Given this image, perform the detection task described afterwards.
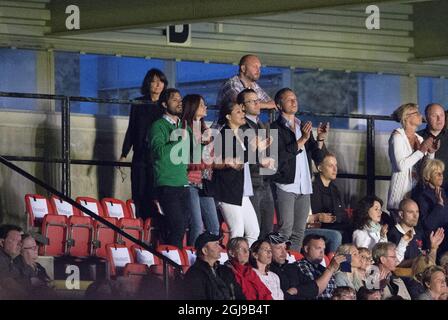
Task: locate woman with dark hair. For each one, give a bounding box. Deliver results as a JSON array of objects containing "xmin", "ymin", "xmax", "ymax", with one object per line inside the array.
[
  {"xmin": 352, "ymin": 195, "xmax": 388, "ymax": 250},
  {"xmin": 181, "ymin": 94, "xmax": 220, "ymax": 245},
  {"xmin": 119, "ymin": 68, "xmax": 168, "ymax": 220},
  {"xmin": 250, "ymin": 240, "xmax": 283, "ymax": 300},
  {"xmin": 212, "ymin": 101, "xmax": 260, "ymax": 246}
]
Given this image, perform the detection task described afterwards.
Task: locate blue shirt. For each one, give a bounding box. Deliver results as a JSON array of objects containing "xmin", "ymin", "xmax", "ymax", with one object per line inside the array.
[{"xmin": 276, "ymin": 117, "xmax": 312, "ymax": 195}]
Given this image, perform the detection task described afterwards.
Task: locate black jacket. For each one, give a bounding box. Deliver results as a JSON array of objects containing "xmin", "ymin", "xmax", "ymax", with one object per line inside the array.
[
  {"xmin": 121, "ymin": 96, "xmax": 164, "ymax": 162},
  {"xmin": 311, "ymin": 176, "xmax": 349, "ymax": 230},
  {"xmin": 412, "ymin": 183, "xmax": 448, "ymax": 252},
  {"xmin": 418, "ymin": 127, "xmax": 448, "ymax": 189},
  {"xmin": 388, "ymin": 225, "xmax": 424, "ymax": 261},
  {"xmin": 183, "ymin": 259, "xmax": 231, "ymax": 300},
  {"xmin": 270, "ymin": 116, "xmax": 326, "ymax": 184},
  {"xmin": 216, "ymin": 263, "xmax": 247, "ymax": 300},
  {"xmin": 212, "ymin": 125, "xmax": 248, "ymax": 206},
  {"xmin": 269, "ymin": 260, "xmax": 318, "ymax": 300},
  {"xmin": 241, "ymin": 117, "xmax": 270, "ymax": 188}
]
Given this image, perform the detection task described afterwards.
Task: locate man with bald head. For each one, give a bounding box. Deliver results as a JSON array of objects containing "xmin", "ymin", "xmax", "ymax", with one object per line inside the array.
[
  {"xmin": 418, "ymin": 103, "xmax": 448, "ymax": 186},
  {"xmin": 216, "ymin": 54, "xmax": 276, "ymax": 110}
]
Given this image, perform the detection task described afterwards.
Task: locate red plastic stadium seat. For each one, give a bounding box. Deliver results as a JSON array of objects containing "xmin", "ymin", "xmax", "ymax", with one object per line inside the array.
[
  {"xmin": 287, "ymin": 250, "xmax": 304, "ymax": 263},
  {"xmin": 40, "ymin": 215, "xmax": 68, "ymax": 256},
  {"xmin": 101, "ymin": 198, "xmax": 131, "ymax": 219},
  {"xmin": 24, "ymin": 194, "xmax": 54, "ymax": 227},
  {"xmin": 93, "ymin": 217, "xmax": 118, "ymax": 258},
  {"xmin": 183, "ymin": 247, "xmax": 197, "ymax": 266},
  {"xmin": 76, "ymin": 196, "xmax": 105, "ymax": 217},
  {"xmin": 123, "ymin": 263, "xmax": 150, "ymax": 277},
  {"xmin": 106, "ymin": 244, "xmax": 133, "ymax": 277},
  {"xmin": 126, "ymin": 199, "xmax": 137, "ymax": 219},
  {"xmin": 50, "ymin": 195, "xmax": 81, "ymax": 217},
  {"xmin": 143, "ymin": 218, "xmax": 153, "ymax": 243},
  {"xmin": 117, "ymin": 218, "xmax": 143, "ymax": 248},
  {"xmin": 67, "ymin": 216, "xmax": 93, "ymax": 257},
  {"xmin": 131, "ymin": 245, "xmax": 160, "ymax": 267},
  {"xmin": 156, "ymin": 245, "xmax": 189, "ymax": 266}
]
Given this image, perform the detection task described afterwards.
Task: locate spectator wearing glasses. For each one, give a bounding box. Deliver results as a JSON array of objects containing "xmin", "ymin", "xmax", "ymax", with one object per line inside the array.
[
  {"xmin": 371, "ymin": 242, "xmax": 411, "ymax": 300},
  {"xmin": 387, "ymin": 103, "xmax": 437, "ymax": 224},
  {"xmin": 265, "ymin": 232, "xmax": 318, "ymax": 300},
  {"xmin": 417, "ymin": 103, "xmax": 448, "ymax": 190},
  {"xmin": 412, "ymin": 159, "xmax": 448, "ymax": 256},
  {"xmin": 417, "ymin": 266, "xmax": 447, "ymax": 300},
  {"xmin": 14, "ymin": 234, "xmax": 55, "ymax": 299},
  {"xmin": 296, "ymin": 234, "xmax": 346, "ymax": 300},
  {"xmin": 216, "ymin": 54, "xmax": 276, "ymax": 110},
  {"xmin": 249, "ymin": 239, "xmax": 284, "ymax": 300},
  {"xmin": 352, "ymin": 195, "xmax": 388, "ymax": 250},
  {"xmin": 238, "ymin": 89, "xmax": 276, "ymax": 239},
  {"xmin": 333, "ymin": 244, "xmax": 364, "ymax": 291},
  {"xmin": 218, "ymin": 237, "xmax": 272, "ymax": 300},
  {"xmin": 358, "ymin": 247, "xmax": 373, "ymax": 283},
  {"xmin": 331, "ymin": 286, "xmax": 356, "ymax": 300}
]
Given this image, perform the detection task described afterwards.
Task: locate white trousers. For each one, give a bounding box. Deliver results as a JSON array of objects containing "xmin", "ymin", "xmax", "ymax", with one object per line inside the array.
[{"xmin": 219, "ymin": 196, "xmax": 260, "ymax": 246}]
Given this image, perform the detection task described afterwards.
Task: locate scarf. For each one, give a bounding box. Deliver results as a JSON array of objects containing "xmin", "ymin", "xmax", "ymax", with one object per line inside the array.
[
  {"xmin": 228, "ymin": 260, "xmax": 272, "ymax": 300},
  {"xmin": 366, "ymin": 221, "xmax": 381, "ymax": 234}
]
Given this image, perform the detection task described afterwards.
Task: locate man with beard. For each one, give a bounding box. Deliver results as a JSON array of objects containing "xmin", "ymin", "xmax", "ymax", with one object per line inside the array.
[
  {"xmin": 388, "ymin": 198, "xmax": 445, "ymax": 266},
  {"xmin": 216, "ymin": 54, "xmax": 276, "ymax": 110},
  {"xmin": 149, "ymin": 88, "xmax": 191, "ymax": 248}
]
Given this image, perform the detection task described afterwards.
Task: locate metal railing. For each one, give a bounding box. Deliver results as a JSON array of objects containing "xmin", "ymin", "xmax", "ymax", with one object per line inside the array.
[{"xmin": 1, "ymin": 91, "xmax": 394, "ymax": 196}]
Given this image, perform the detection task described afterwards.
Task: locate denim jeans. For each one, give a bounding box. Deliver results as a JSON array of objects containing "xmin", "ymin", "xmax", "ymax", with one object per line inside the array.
[
  {"xmin": 249, "ymin": 183, "xmax": 275, "ymax": 240},
  {"xmin": 304, "ymin": 228, "xmax": 342, "ymax": 253},
  {"xmin": 186, "ymin": 186, "xmax": 220, "ymax": 246}
]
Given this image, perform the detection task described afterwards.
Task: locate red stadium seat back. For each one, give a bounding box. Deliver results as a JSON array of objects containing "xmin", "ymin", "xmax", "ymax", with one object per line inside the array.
[
  {"xmin": 117, "ymin": 218, "xmax": 143, "ymax": 248},
  {"xmin": 143, "ymin": 218, "xmax": 153, "ymax": 243},
  {"xmin": 220, "ymin": 221, "xmax": 230, "ymax": 248},
  {"xmin": 106, "ymin": 244, "xmax": 133, "ymax": 277},
  {"xmin": 24, "ymin": 194, "xmax": 54, "ymax": 227},
  {"xmin": 126, "ymin": 199, "xmax": 137, "ymax": 219},
  {"xmin": 273, "ymin": 208, "xmax": 278, "ymax": 226},
  {"xmin": 50, "ymin": 195, "xmax": 81, "ymax": 217},
  {"xmin": 123, "ymin": 263, "xmax": 150, "ymax": 277},
  {"xmin": 39, "ymin": 215, "xmax": 68, "ymax": 256},
  {"xmin": 67, "ymin": 216, "xmax": 93, "ymax": 257},
  {"xmin": 101, "ymin": 198, "xmax": 130, "ymax": 219},
  {"xmin": 323, "ymin": 255, "xmax": 331, "ymax": 268},
  {"xmin": 156, "ymin": 245, "xmax": 189, "ymax": 266},
  {"xmin": 131, "ymin": 245, "xmax": 160, "ymax": 267},
  {"xmin": 93, "ymin": 217, "xmax": 118, "ymax": 258},
  {"xmin": 183, "ymin": 247, "xmax": 197, "ymax": 266},
  {"xmin": 76, "ymin": 196, "xmax": 105, "ymax": 218},
  {"xmin": 327, "ymin": 252, "xmax": 336, "ymax": 261},
  {"xmin": 287, "ymin": 250, "xmax": 304, "ymax": 263},
  {"xmin": 218, "ymin": 248, "xmax": 229, "ymax": 265},
  {"xmin": 148, "ymin": 264, "xmax": 188, "ymax": 280}
]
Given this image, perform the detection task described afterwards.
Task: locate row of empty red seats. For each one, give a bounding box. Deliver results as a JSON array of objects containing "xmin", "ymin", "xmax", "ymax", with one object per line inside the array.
[{"xmin": 24, "ymin": 194, "xmax": 154, "ymax": 258}]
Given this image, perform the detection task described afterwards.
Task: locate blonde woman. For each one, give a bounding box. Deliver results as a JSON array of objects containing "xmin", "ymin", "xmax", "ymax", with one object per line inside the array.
[
  {"xmin": 412, "ymin": 159, "xmax": 448, "ymax": 255},
  {"xmin": 333, "ymin": 244, "xmax": 364, "ymax": 291},
  {"xmin": 387, "ymin": 103, "xmax": 437, "ymax": 221}
]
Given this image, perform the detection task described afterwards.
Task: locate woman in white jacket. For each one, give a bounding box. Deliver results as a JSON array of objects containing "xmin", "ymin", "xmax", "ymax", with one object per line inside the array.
[
  {"xmin": 387, "ymin": 103, "xmax": 437, "ymax": 222},
  {"xmin": 353, "ymin": 195, "xmax": 388, "ymax": 250}
]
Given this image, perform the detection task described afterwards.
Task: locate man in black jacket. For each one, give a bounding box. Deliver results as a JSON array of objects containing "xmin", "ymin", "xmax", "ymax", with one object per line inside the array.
[
  {"xmin": 270, "ymin": 88, "xmax": 328, "ymax": 251},
  {"xmin": 417, "ymin": 103, "xmax": 448, "ymax": 190},
  {"xmin": 265, "ymin": 232, "xmax": 318, "ymax": 300},
  {"xmin": 238, "ymin": 88, "xmax": 275, "ymax": 239},
  {"xmin": 183, "ymin": 232, "xmax": 230, "ymax": 300}
]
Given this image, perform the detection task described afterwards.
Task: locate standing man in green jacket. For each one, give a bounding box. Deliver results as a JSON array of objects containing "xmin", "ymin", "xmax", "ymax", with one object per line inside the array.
[{"xmin": 149, "ymin": 88, "xmax": 191, "ymax": 248}]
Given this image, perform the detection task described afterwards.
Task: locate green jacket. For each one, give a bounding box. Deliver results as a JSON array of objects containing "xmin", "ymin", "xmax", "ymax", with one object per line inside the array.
[{"xmin": 149, "ymin": 116, "xmax": 191, "ymax": 187}]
